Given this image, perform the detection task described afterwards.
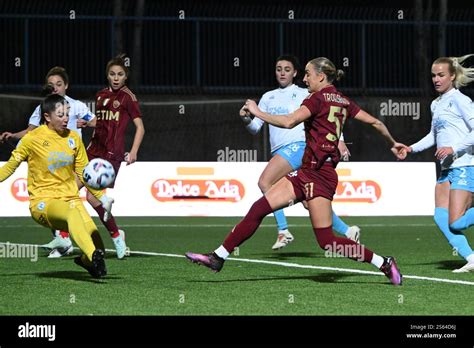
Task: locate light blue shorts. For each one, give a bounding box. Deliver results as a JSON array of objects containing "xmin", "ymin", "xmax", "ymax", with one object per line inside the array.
[
  {"xmin": 272, "ymin": 141, "xmax": 306, "ymax": 170},
  {"xmin": 437, "ymin": 167, "xmax": 474, "ymax": 192}
]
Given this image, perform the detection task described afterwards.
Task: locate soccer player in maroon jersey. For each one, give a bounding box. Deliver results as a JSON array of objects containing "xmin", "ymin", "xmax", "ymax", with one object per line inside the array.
[
  {"xmin": 85, "ymin": 54, "xmax": 145, "ymax": 259},
  {"xmin": 186, "ymin": 57, "xmax": 405, "ymax": 285},
  {"xmin": 52, "ymin": 55, "xmax": 145, "ymax": 259}
]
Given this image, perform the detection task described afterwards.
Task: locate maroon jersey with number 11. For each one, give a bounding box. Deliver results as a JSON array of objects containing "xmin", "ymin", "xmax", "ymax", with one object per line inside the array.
[
  {"xmin": 301, "ymin": 85, "xmax": 360, "ymax": 169},
  {"xmin": 87, "ymin": 86, "xmax": 142, "ymax": 163}
]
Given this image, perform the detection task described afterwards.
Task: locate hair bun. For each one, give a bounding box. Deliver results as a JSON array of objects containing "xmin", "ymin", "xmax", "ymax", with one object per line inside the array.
[{"xmin": 41, "ymin": 84, "xmax": 54, "ymax": 96}]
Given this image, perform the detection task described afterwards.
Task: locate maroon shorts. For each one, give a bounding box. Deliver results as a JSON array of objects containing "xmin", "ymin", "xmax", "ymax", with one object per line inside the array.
[
  {"xmin": 286, "ymin": 162, "xmax": 338, "ymax": 201},
  {"xmin": 87, "ymin": 152, "xmax": 122, "ymax": 188}
]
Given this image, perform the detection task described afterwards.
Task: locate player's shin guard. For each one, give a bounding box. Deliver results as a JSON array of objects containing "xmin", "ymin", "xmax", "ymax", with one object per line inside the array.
[
  {"xmin": 222, "ymin": 196, "xmax": 273, "ymax": 253},
  {"xmin": 93, "ymin": 205, "xmax": 119, "ymax": 236},
  {"xmin": 313, "ymin": 226, "xmax": 373, "ymax": 262},
  {"xmin": 332, "ymin": 211, "xmax": 349, "ymax": 236},
  {"xmin": 449, "ymin": 207, "xmax": 474, "ymax": 232},
  {"xmin": 434, "ymin": 207, "xmax": 473, "ymax": 259}
]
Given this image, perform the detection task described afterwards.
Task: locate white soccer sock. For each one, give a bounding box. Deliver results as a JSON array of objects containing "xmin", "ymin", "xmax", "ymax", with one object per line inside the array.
[
  {"xmin": 214, "ymin": 245, "xmax": 230, "ymax": 260},
  {"xmin": 466, "ymin": 254, "xmax": 474, "ymax": 263},
  {"xmin": 370, "ymin": 253, "xmax": 385, "ymax": 269}
]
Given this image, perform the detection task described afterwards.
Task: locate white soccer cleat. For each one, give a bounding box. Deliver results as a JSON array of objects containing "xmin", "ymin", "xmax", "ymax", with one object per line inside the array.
[
  {"xmin": 452, "ymin": 261, "xmax": 474, "ymax": 273},
  {"xmin": 272, "ymin": 230, "xmax": 294, "ymax": 250},
  {"xmin": 41, "ymin": 236, "xmax": 72, "ymax": 251},
  {"xmin": 48, "ymin": 244, "xmax": 74, "ymax": 258},
  {"xmin": 112, "ymin": 229, "xmax": 129, "ymax": 259},
  {"xmin": 346, "ymin": 225, "xmax": 361, "ymax": 243},
  {"xmin": 101, "ymin": 196, "xmax": 115, "ymax": 223}
]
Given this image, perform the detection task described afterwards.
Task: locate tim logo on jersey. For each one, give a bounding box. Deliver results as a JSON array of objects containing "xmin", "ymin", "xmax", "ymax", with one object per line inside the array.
[{"xmin": 96, "ymin": 109, "xmax": 120, "ymax": 121}]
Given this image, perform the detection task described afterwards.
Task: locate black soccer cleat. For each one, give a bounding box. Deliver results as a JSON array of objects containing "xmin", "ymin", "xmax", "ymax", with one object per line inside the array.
[{"xmin": 74, "ymin": 249, "xmax": 107, "ymax": 278}]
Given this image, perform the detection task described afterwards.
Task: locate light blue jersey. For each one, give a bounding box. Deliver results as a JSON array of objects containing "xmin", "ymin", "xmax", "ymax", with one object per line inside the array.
[
  {"xmin": 28, "ymin": 95, "xmax": 95, "ymax": 138},
  {"xmin": 246, "ymin": 84, "xmax": 308, "ymax": 152},
  {"xmin": 411, "ymin": 88, "xmax": 474, "ymax": 170},
  {"xmin": 412, "ymin": 88, "xmax": 474, "ymax": 261}
]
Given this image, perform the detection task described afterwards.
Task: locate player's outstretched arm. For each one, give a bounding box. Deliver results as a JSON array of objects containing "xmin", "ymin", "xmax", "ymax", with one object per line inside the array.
[
  {"xmin": 0, "ymin": 136, "xmax": 30, "ymax": 182},
  {"xmin": 354, "ymin": 109, "xmax": 409, "ymax": 160},
  {"xmin": 245, "ymin": 99, "xmax": 311, "ymax": 129},
  {"xmin": 239, "ymin": 104, "xmax": 252, "ymax": 125},
  {"xmin": 1, "ymin": 124, "xmax": 38, "ymax": 144}
]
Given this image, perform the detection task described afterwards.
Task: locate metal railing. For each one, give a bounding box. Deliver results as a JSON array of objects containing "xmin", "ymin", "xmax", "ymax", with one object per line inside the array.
[{"xmin": 1, "ymin": 13, "xmax": 474, "ymax": 95}]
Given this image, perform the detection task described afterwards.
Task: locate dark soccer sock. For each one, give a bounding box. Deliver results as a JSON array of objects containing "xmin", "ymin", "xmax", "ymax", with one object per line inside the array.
[
  {"xmin": 222, "ymin": 196, "xmax": 273, "ymax": 253},
  {"xmin": 93, "ymin": 205, "xmax": 120, "ymax": 237},
  {"xmin": 313, "ymin": 226, "xmax": 374, "ymax": 263}
]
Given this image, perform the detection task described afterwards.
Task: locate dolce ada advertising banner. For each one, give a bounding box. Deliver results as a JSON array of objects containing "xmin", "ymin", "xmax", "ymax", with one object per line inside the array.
[{"xmin": 0, "ymin": 161, "xmax": 435, "ymax": 217}]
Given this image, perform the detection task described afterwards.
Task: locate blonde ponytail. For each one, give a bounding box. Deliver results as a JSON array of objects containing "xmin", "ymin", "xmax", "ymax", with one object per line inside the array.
[{"xmin": 434, "ymin": 54, "xmax": 474, "ymax": 89}]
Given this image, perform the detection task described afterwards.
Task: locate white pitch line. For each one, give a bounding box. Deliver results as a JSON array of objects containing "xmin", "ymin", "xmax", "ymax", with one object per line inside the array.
[
  {"xmin": 119, "ymin": 249, "xmax": 474, "ymax": 286},
  {"xmin": 1, "ymin": 242, "xmax": 470, "ymax": 286},
  {"xmin": 0, "ymin": 223, "xmax": 436, "ymax": 229}
]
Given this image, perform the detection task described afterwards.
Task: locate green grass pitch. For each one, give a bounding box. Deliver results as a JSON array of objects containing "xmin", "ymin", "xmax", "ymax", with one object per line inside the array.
[{"xmin": 1, "ymin": 216, "xmax": 473, "ymax": 316}]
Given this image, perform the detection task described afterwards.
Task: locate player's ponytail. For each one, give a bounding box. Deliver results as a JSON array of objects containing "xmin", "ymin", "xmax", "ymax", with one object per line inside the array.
[
  {"xmin": 41, "ymin": 84, "xmax": 54, "ymax": 96},
  {"xmin": 309, "ymin": 57, "xmax": 344, "ymax": 84},
  {"xmin": 106, "ymin": 53, "xmax": 130, "ymax": 77},
  {"xmin": 433, "ymin": 54, "xmax": 474, "ymax": 89}
]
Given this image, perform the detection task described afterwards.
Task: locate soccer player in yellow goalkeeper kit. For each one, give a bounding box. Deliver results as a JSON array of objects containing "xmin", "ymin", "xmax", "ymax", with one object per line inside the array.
[{"xmin": 0, "ymin": 94, "xmax": 112, "ymax": 278}]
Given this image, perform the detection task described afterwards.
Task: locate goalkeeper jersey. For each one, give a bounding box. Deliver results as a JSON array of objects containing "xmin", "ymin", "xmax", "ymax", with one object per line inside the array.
[{"xmin": 0, "ymin": 125, "xmax": 101, "ymax": 202}]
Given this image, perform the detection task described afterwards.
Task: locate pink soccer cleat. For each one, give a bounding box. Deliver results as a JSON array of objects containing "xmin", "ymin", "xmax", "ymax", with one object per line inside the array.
[
  {"xmin": 380, "ymin": 256, "xmax": 403, "ymax": 286},
  {"xmin": 185, "ymin": 252, "xmax": 224, "ymax": 272}
]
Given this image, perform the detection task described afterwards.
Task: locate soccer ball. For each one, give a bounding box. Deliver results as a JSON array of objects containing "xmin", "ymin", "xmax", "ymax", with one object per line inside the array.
[{"xmin": 83, "ymin": 158, "xmax": 116, "ymax": 189}]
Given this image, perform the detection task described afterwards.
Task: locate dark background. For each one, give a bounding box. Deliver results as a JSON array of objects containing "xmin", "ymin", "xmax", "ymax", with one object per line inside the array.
[{"xmin": 1, "ymin": 0, "xmax": 471, "ymax": 163}]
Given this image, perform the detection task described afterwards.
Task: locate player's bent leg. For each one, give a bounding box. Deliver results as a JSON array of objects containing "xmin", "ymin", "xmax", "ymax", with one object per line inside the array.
[
  {"xmin": 45, "ymin": 199, "xmax": 95, "ymax": 261},
  {"xmin": 86, "ymin": 190, "xmax": 127, "ymax": 259},
  {"xmin": 258, "ymin": 154, "xmax": 295, "ymax": 250},
  {"xmin": 308, "ymin": 197, "xmax": 402, "ymax": 285},
  {"xmin": 449, "ymin": 207, "xmax": 474, "ymax": 231},
  {"xmin": 434, "ymin": 207, "xmax": 474, "ymax": 260},
  {"xmin": 332, "ymin": 211, "xmax": 349, "ymax": 235},
  {"xmin": 186, "ymin": 176, "xmax": 298, "ymax": 272},
  {"xmin": 258, "ymin": 154, "xmax": 294, "ymax": 192},
  {"xmin": 448, "ymin": 189, "xmax": 473, "ymax": 230}
]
